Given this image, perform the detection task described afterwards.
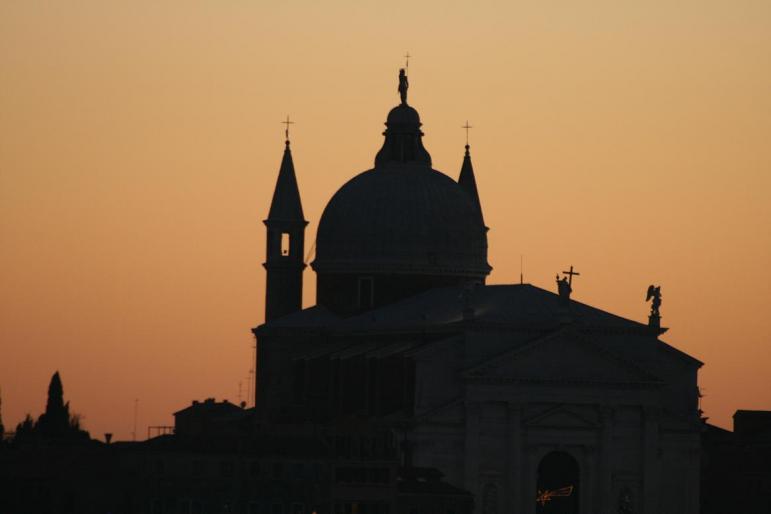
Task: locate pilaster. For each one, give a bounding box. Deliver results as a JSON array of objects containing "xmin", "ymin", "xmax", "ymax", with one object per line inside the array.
[
  {"xmin": 642, "ymin": 406, "xmax": 660, "ymax": 514},
  {"xmin": 464, "ymin": 401, "xmax": 481, "ymax": 501},
  {"xmin": 507, "ymin": 403, "xmax": 523, "ymax": 513},
  {"xmin": 599, "ymin": 406, "xmax": 614, "ymax": 514}
]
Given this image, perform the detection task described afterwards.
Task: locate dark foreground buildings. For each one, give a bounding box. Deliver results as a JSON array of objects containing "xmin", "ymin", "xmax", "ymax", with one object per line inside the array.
[{"xmin": 4, "ymin": 70, "xmax": 765, "ymax": 513}]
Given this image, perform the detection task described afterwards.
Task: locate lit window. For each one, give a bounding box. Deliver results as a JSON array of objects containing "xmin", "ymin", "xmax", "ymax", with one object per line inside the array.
[{"xmin": 281, "ymin": 233, "xmax": 290, "ymax": 256}]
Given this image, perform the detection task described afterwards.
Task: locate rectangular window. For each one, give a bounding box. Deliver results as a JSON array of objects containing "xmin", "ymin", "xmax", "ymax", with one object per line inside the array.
[
  {"xmin": 358, "ymin": 277, "xmax": 374, "ymax": 309},
  {"xmin": 281, "ymin": 233, "xmax": 290, "ymax": 256},
  {"xmin": 192, "ymin": 459, "xmax": 203, "ymax": 476},
  {"xmin": 220, "ymin": 460, "xmax": 234, "ymax": 477},
  {"xmin": 292, "ymin": 360, "xmax": 306, "ymax": 404},
  {"xmin": 272, "ymin": 461, "xmax": 284, "ymax": 479}
]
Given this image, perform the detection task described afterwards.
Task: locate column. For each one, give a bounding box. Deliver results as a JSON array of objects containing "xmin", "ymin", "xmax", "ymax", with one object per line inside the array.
[
  {"xmin": 507, "ymin": 403, "xmax": 523, "ymax": 514},
  {"xmin": 464, "ymin": 401, "xmax": 481, "ymax": 503},
  {"xmin": 642, "ymin": 406, "xmax": 659, "ymax": 514},
  {"xmin": 599, "ymin": 407, "xmax": 614, "ymax": 514}
]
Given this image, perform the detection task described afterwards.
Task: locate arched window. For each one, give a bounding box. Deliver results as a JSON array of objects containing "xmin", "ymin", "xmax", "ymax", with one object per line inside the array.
[{"xmin": 536, "ymin": 451, "xmax": 579, "ymax": 513}]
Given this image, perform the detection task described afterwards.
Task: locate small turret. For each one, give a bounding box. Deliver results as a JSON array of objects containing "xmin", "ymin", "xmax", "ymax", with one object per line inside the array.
[
  {"xmin": 263, "ymin": 135, "xmax": 307, "ymax": 322},
  {"xmin": 374, "ymin": 69, "xmax": 432, "ymax": 168},
  {"xmin": 457, "ymin": 141, "xmax": 490, "ymax": 283},
  {"xmin": 457, "ymin": 143, "xmax": 485, "ymax": 226}
]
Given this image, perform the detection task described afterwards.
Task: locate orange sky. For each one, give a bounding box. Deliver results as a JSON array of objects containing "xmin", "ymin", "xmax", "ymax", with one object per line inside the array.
[{"xmin": 1, "ymin": 1, "xmax": 769, "ymax": 441}]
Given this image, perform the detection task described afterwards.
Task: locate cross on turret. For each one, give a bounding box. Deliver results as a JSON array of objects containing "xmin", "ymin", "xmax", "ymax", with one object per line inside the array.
[
  {"xmin": 462, "ymin": 121, "xmax": 473, "ymax": 146},
  {"xmin": 281, "ymin": 115, "xmax": 294, "ymax": 142}
]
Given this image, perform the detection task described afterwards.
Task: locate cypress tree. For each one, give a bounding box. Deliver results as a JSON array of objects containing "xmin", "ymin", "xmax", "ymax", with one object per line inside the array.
[
  {"xmin": 37, "ymin": 371, "xmax": 71, "ymax": 437},
  {"xmin": 0, "ymin": 388, "xmax": 5, "ymax": 439}
]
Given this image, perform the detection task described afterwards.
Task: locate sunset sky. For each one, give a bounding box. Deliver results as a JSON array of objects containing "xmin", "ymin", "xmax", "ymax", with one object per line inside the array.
[{"xmin": 1, "ymin": 1, "xmax": 769, "ymax": 441}]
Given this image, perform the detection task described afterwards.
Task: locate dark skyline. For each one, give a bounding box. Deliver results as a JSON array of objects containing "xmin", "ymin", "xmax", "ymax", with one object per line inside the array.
[{"xmin": 1, "ymin": 1, "xmax": 770, "ymax": 443}]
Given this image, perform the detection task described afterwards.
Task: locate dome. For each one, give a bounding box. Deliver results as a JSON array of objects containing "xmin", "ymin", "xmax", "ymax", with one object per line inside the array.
[
  {"xmin": 386, "ymin": 104, "xmax": 421, "ymax": 125},
  {"xmin": 312, "ymin": 163, "xmax": 490, "ymax": 278}
]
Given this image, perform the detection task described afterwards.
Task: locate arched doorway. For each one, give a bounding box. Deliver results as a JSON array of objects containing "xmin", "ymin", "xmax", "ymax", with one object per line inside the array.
[
  {"xmin": 536, "ymin": 451, "xmax": 580, "ymax": 514},
  {"xmin": 481, "ymin": 483, "xmax": 498, "ymax": 514}
]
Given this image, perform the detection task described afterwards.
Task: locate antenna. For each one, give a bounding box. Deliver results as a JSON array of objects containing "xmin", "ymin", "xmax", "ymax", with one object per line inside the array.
[
  {"xmin": 520, "ymin": 255, "xmax": 524, "ymax": 284},
  {"xmin": 132, "ymin": 398, "xmax": 139, "ymax": 442},
  {"xmin": 248, "ymin": 342, "xmax": 257, "ymax": 407}
]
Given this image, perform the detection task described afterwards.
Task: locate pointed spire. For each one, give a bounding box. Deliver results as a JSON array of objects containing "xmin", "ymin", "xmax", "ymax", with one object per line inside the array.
[
  {"xmin": 458, "ymin": 144, "xmax": 485, "ymax": 225},
  {"xmin": 267, "ymin": 137, "xmax": 305, "ymax": 222}
]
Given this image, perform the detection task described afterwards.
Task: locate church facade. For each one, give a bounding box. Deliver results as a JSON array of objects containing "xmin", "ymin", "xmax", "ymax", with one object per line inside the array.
[{"xmin": 254, "ymin": 71, "xmax": 702, "ymax": 514}]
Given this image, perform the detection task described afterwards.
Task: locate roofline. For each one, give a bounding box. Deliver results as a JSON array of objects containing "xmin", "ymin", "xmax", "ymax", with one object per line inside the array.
[
  {"xmin": 462, "ymin": 326, "xmax": 664, "ymax": 384},
  {"xmin": 658, "ymin": 340, "xmax": 704, "ymax": 367},
  {"xmin": 254, "ymin": 317, "xmax": 663, "ymax": 339}
]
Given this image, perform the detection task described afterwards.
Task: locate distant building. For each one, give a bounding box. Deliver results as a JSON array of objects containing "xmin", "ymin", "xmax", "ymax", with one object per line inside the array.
[
  {"xmin": 254, "ymin": 70, "xmax": 704, "ymax": 514},
  {"xmin": 701, "ymin": 410, "xmax": 771, "ymax": 513},
  {"xmin": 174, "ymin": 398, "xmax": 248, "ymax": 438}
]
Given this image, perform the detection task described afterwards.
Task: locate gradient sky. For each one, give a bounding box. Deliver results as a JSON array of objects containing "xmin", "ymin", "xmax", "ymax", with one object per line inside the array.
[{"xmin": 1, "ymin": 1, "xmax": 769, "ymax": 441}]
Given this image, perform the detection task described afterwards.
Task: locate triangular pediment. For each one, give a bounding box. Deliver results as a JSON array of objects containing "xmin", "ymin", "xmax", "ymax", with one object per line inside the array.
[
  {"xmin": 524, "ymin": 405, "xmax": 599, "ymax": 429},
  {"xmin": 463, "ymin": 330, "xmax": 660, "ymax": 386},
  {"xmin": 414, "ymin": 397, "xmax": 464, "ymax": 425}
]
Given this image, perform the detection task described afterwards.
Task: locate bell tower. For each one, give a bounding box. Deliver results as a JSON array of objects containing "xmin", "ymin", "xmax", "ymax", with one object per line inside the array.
[{"xmin": 263, "ymin": 130, "xmax": 307, "ymax": 322}]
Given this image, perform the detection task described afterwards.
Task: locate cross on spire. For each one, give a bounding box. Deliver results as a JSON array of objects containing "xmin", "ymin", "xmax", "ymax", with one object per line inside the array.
[
  {"xmin": 281, "ymin": 115, "xmax": 294, "ymax": 143},
  {"xmin": 462, "ymin": 120, "xmax": 473, "ymax": 146},
  {"xmin": 562, "ymin": 265, "xmax": 580, "ymax": 286},
  {"xmin": 404, "ymin": 52, "xmax": 411, "ymax": 72}
]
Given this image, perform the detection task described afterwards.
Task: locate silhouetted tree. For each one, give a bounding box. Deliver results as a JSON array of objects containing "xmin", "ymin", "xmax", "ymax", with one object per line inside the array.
[
  {"xmin": 11, "ymin": 372, "xmax": 90, "ymax": 444},
  {"xmin": 0, "ymin": 388, "xmax": 5, "ymax": 439},
  {"xmin": 14, "ymin": 414, "xmax": 34, "ymax": 438},
  {"xmin": 37, "ymin": 371, "xmax": 71, "ymax": 437}
]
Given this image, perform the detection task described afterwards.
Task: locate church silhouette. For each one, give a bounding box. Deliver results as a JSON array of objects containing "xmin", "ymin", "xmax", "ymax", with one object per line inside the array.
[
  {"xmin": 0, "ymin": 68, "xmax": 717, "ymax": 514},
  {"xmin": 254, "ymin": 69, "xmax": 703, "ymax": 514}
]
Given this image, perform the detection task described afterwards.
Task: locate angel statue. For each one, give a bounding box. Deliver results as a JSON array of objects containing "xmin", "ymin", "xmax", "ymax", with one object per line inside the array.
[{"xmin": 646, "ymin": 285, "xmax": 662, "ymax": 318}]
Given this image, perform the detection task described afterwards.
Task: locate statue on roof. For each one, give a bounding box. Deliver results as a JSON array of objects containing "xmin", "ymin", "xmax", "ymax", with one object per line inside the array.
[
  {"xmin": 398, "ymin": 68, "xmax": 409, "ymax": 105},
  {"xmin": 556, "ymin": 274, "xmax": 572, "ymax": 302},
  {"xmin": 556, "ymin": 265, "xmax": 578, "ymax": 305},
  {"xmin": 646, "ymin": 285, "xmax": 662, "ymax": 329}
]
